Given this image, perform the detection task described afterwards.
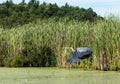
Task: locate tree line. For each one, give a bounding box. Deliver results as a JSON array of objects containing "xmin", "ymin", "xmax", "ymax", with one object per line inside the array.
[{"xmin": 0, "ymin": 0, "xmax": 103, "ymax": 28}]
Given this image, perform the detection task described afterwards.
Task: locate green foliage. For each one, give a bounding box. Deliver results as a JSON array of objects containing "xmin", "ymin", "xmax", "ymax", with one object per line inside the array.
[
  {"xmin": 0, "ymin": 0, "xmax": 103, "ymax": 28},
  {"xmin": 0, "ymin": 17, "xmax": 119, "ymax": 71}
]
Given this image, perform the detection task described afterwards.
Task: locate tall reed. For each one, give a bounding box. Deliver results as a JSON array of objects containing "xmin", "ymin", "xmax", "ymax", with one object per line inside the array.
[{"xmin": 0, "ymin": 18, "xmax": 119, "ymax": 70}]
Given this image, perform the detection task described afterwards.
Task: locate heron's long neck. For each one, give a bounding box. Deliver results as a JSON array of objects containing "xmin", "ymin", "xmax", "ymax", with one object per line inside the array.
[
  {"xmin": 70, "ymin": 47, "xmax": 75, "ymax": 52},
  {"xmin": 65, "ymin": 47, "xmax": 75, "ymax": 52}
]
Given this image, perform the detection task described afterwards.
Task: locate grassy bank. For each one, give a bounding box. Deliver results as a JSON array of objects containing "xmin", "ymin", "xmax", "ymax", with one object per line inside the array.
[
  {"xmin": 0, "ymin": 68, "xmax": 120, "ymax": 84},
  {"xmin": 0, "ymin": 18, "xmax": 120, "ymax": 70}
]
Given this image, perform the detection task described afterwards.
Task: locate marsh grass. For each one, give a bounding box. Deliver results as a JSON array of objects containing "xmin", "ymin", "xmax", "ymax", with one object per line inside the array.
[{"xmin": 0, "ymin": 18, "xmax": 119, "ymax": 70}]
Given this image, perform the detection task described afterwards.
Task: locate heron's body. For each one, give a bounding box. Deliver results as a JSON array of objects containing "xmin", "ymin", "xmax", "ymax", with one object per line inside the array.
[{"xmin": 67, "ymin": 47, "xmax": 92, "ymax": 64}]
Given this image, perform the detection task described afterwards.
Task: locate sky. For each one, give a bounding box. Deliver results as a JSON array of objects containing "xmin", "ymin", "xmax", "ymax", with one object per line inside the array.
[{"xmin": 0, "ymin": 0, "xmax": 120, "ymax": 17}]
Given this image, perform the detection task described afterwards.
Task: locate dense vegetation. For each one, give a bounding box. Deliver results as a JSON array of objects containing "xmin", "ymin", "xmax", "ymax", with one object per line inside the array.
[
  {"xmin": 0, "ymin": 18, "xmax": 119, "ymax": 71},
  {"xmin": 0, "ymin": 0, "xmax": 119, "ymax": 71},
  {"xmin": 0, "ymin": 0, "xmax": 103, "ymax": 28}
]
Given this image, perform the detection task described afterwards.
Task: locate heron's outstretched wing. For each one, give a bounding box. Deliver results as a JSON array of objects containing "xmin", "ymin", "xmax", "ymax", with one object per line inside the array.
[
  {"xmin": 76, "ymin": 47, "xmax": 92, "ymax": 59},
  {"xmin": 67, "ymin": 47, "xmax": 92, "ymax": 64},
  {"xmin": 67, "ymin": 50, "xmax": 81, "ymax": 64}
]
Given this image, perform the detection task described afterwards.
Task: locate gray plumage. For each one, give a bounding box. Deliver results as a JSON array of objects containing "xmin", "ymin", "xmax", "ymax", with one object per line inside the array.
[{"xmin": 67, "ymin": 47, "xmax": 92, "ymax": 64}]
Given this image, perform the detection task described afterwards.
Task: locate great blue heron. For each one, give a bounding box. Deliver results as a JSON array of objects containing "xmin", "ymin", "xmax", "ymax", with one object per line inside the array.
[{"xmin": 67, "ymin": 47, "xmax": 92, "ymax": 64}]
